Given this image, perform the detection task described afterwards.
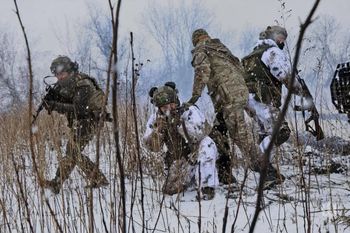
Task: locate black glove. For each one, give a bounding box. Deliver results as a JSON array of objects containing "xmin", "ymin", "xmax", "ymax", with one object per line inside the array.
[
  {"xmin": 177, "ymin": 102, "xmax": 192, "ymax": 114},
  {"xmin": 43, "ymin": 100, "xmax": 56, "ymax": 114}
]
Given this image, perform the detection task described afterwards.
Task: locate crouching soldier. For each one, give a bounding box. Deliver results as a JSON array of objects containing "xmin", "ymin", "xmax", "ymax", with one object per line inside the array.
[
  {"xmin": 42, "ymin": 55, "xmax": 109, "ymax": 194},
  {"xmin": 143, "ymin": 82, "xmax": 219, "ymax": 200}
]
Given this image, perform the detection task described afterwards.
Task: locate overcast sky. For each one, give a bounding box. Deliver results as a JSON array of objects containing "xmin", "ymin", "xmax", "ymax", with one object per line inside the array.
[{"xmin": 1, "ymin": 0, "xmax": 349, "ymax": 57}]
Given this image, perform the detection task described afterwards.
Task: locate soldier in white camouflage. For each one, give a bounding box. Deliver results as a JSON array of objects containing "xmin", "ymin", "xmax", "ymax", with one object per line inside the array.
[
  {"xmin": 242, "ymin": 25, "xmax": 315, "ymax": 185},
  {"xmin": 184, "ymin": 29, "xmax": 262, "ymax": 181},
  {"xmin": 143, "ymin": 82, "xmax": 219, "ymax": 200},
  {"xmin": 42, "ymin": 56, "xmax": 109, "ymax": 194}
]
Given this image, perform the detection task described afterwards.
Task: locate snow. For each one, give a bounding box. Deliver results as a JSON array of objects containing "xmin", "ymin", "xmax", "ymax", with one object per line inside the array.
[
  {"xmin": 1, "ymin": 132, "xmax": 350, "ymax": 233},
  {"xmin": 31, "ymin": 125, "xmax": 39, "ymax": 134}
]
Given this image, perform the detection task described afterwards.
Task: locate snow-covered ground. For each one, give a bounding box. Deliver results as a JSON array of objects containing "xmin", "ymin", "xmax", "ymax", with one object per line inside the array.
[{"xmin": 1, "ymin": 119, "xmax": 350, "ymax": 233}]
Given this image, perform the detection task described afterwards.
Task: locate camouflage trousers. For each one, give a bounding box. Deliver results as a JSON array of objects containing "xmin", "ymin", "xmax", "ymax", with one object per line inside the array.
[
  {"xmin": 209, "ymin": 111, "xmax": 233, "ymax": 182},
  {"xmin": 53, "ymin": 119, "xmax": 107, "ymax": 187},
  {"xmin": 162, "ymin": 137, "xmax": 219, "ymax": 195},
  {"xmin": 211, "ymin": 82, "xmax": 262, "ymax": 169}
]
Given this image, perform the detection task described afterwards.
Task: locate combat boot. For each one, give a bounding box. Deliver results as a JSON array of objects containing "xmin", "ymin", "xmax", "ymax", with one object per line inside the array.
[
  {"xmin": 263, "ymin": 164, "xmax": 285, "ymax": 190},
  {"xmin": 218, "ymin": 168, "xmax": 237, "ymax": 185},
  {"xmin": 266, "ymin": 164, "xmax": 285, "ymax": 184},
  {"xmin": 216, "ymin": 154, "xmax": 236, "ymax": 185},
  {"xmin": 86, "ymin": 176, "xmax": 109, "ymax": 189},
  {"xmin": 43, "ymin": 179, "xmax": 61, "ymax": 195},
  {"xmin": 197, "ymin": 187, "xmax": 215, "ymax": 201},
  {"xmin": 252, "ymin": 163, "xmax": 285, "ymax": 190}
]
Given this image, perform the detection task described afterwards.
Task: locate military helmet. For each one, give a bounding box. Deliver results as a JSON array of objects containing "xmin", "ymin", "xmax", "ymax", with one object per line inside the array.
[
  {"xmin": 192, "ymin": 28, "xmax": 209, "ymax": 46},
  {"xmin": 260, "ymin": 25, "xmax": 288, "ymax": 41},
  {"xmin": 149, "ymin": 82, "xmax": 179, "ymax": 107},
  {"xmin": 50, "ymin": 55, "xmax": 78, "ymax": 75}
]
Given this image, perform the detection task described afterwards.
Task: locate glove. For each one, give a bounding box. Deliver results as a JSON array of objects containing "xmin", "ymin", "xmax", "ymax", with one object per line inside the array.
[
  {"xmin": 155, "ymin": 116, "xmax": 167, "ymax": 133},
  {"xmin": 43, "ymin": 100, "xmax": 56, "ymax": 113},
  {"xmin": 178, "ymin": 102, "xmax": 192, "ymax": 113}
]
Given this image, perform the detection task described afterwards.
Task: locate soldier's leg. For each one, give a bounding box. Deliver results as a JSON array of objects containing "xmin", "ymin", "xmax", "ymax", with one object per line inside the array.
[
  {"xmin": 253, "ymin": 103, "xmax": 290, "ymax": 158},
  {"xmin": 209, "ymin": 111, "xmax": 235, "ymax": 184},
  {"xmin": 254, "ymin": 101, "xmax": 291, "ymax": 147},
  {"xmin": 216, "ymin": 77, "xmax": 259, "ymax": 169},
  {"xmin": 245, "ymin": 100, "xmax": 287, "ymax": 184},
  {"xmin": 78, "ymin": 154, "xmax": 109, "ymax": 187},
  {"xmin": 196, "ymin": 137, "xmax": 219, "ymax": 189},
  {"xmin": 55, "ymin": 147, "xmax": 76, "ymax": 184},
  {"xmin": 162, "ymin": 159, "xmax": 189, "ymax": 195},
  {"xmin": 224, "ymin": 104, "xmax": 260, "ymax": 169},
  {"xmin": 44, "ymin": 139, "xmax": 77, "ymax": 194},
  {"xmin": 75, "ymin": 120, "xmax": 108, "ymax": 187}
]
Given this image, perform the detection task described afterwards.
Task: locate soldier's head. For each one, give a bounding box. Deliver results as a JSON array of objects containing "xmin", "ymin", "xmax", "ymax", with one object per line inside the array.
[
  {"xmin": 50, "ymin": 55, "xmax": 79, "ymax": 80},
  {"xmin": 149, "ymin": 81, "xmax": 180, "ymax": 116},
  {"xmin": 259, "ymin": 25, "xmax": 288, "ymax": 49},
  {"xmin": 192, "ymin": 28, "xmax": 210, "ymax": 46}
]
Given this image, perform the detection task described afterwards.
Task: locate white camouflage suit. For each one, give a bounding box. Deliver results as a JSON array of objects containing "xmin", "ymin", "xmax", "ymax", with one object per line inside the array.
[
  {"xmin": 244, "ymin": 39, "xmax": 310, "ymax": 158},
  {"xmin": 143, "ymin": 105, "xmax": 219, "ymax": 195}
]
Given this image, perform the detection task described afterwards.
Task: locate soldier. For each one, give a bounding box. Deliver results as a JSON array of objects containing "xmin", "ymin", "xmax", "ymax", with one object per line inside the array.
[
  {"xmin": 184, "ymin": 29, "xmax": 262, "ymax": 183},
  {"xmin": 241, "ymin": 25, "xmax": 315, "ymax": 183},
  {"xmin": 143, "ymin": 82, "xmax": 219, "ymax": 200},
  {"xmin": 42, "ymin": 55, "xmax": 109, "ymax": 194}
]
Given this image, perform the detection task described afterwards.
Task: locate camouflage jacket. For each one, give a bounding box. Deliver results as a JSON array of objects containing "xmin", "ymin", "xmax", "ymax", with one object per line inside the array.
[
  {"xmin": 242, "ymin": 43, "xmax": 283, "ymax": 107},
  {"xmin": 51, "ymin": 72, "xmax": 105, "ymax": 123},
  {"xmin": 242, "ymin": 39, "xmax": 303, "ymax": 107},
  {"xmin": 188, "ymin": 38, "xmax": 248, "ymax": 108}
]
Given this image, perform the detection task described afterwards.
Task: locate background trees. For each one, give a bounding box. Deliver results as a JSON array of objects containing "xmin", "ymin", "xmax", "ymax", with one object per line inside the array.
[
  {"xmin": 0, "ymin": 1, "xmax": 350, "ymax": 233},
  {"xmin": 0, "ymin": 29, "xmax": 27, "ymax": 111}
]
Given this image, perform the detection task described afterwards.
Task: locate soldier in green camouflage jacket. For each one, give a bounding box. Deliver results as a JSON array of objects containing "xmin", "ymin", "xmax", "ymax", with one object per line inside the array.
[
  {"xmin": 42, "ymin": 56, "xmax": 109, "ymax": 194},
  {"xmin": 184, "ymin": 29, "xmax": 262, "ymax": 180}
]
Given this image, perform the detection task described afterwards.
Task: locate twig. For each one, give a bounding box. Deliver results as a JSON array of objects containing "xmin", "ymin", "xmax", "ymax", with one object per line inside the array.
[
  {"xmin": 130, "ymin": 31, "xmax": 146, "ymax": 232},
  {"xmin": 197, "ymin": 161, "xmax": 202, "ymax": 233},
  {"xmin": 11, "ymin": 154, "xmax": 35, "ymax": 233},
  {"xmin": 108, "ymin": 0, "xmax": 126, "ymax": 232},
  {"xmin": 231, "ymin": 168, "xmax": 249, "ymax": 232}
]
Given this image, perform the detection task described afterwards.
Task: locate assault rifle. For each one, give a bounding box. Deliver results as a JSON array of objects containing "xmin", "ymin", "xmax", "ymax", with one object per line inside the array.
[
  {"xmin": 294, "ymin": 75, "xmax": 324, "ymax": 141},
  {"xmin": 330, "ymin": 62, "xmax": 350, "ymax": 123},
  {"xmin": 32, "ymin": 76, "xmax": 60, "ymax": 125}
]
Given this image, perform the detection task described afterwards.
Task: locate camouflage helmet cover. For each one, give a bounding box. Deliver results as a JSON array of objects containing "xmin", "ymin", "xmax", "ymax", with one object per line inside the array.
[
  {"xmin": 192, "ymin": 28, "xmax": 209, "ymax": 46},
  {"xmin": 50, "ymin": 55, "xmax": 78, "ymax": 74},
  {"xmin": 152, "ymin": 85, "xmax": 178, "ymax": 107},
  {"xmin": 259, "ymin": 25, "xmax": 288, "ymax": 41}
]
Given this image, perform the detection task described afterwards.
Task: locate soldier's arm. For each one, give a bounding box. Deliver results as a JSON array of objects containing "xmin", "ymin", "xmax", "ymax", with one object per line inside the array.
[
  {"xmin": 180, "ymin": 105, "xmax": 211, "ymax": 143},
  {"xmin": 73, "ymin": 79, "xmax": 95, "ymax": 117},
  {"xmin": 187, "ymin": 51, "xmax": 211, "ymax": 105},
  {"xmin": 284, "ymin": 76, "xmax": 305, "ymax": 96},
  {"xmin": 50, "ymin": 102, "xmax": 75, "ymax": 114},
  {"xmin": 49, "ymin": 79, "xmax": 94, "ymax": 118},
  {"xmin": 143, "ymin": 114, "xmax": 165, "ymax": 152},
  {"xmin": 262, "ymin": 47, "xmax": 302, "ymax": 94}
]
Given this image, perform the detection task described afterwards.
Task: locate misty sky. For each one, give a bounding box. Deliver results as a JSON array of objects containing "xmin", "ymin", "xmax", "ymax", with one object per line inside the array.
[{"xmin": 2, "ymin": 0, "xmax": 349, "ymax": 57}]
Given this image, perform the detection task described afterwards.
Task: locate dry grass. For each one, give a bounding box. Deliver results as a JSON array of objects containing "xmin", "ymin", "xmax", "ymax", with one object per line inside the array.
[{"xmin": 0, "ymin": 101, "xmax": 350, "ymax": 232}]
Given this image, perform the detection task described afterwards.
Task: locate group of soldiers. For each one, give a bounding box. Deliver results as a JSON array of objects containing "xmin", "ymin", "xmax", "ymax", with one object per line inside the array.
[
  {"xmin": 41, "ymin": 25, "xmax": 319, "ymax": 200},
  {"xmin": 143, "ymin": 26, "xmax": 317, "ymax": 199}
]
